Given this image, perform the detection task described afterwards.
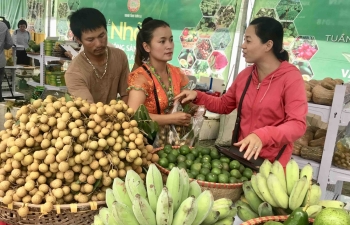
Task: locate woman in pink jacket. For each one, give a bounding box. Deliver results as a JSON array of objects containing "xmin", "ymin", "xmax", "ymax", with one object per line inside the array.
[{"xmin": 175, "ymin": 17, "xmax": 308, "ymax": 167}]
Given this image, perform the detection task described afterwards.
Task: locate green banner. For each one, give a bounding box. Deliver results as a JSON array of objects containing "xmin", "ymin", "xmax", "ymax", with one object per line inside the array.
[
  {"xmin": 56, "ymin": 0, "xmax": 242, "ymax": 82},
  {"xmin": 251, "ymin": 0, "xmax": 350, "ymax": 82}
]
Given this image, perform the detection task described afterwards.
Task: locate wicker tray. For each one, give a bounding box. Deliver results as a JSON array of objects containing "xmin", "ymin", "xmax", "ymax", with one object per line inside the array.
[
  {"xmin": 0, "ymin": 199, "xmax": 105, "ymax": 225},
  {"xmin": 241, "ymin": 215, "xmax": 314, "ymax": 225},
  {"xmin": 153, "ymin": 146, "xmax": 243, "ymax": 202}
]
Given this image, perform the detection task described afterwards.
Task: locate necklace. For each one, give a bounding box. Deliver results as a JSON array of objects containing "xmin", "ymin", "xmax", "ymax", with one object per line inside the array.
[
  {"xmin": 147, "ymin": 63, "xmax": 174, "ymax": 113},
  {"xmin": 83, "ymin": 49, "xmax": 109, "ymax": 79}
]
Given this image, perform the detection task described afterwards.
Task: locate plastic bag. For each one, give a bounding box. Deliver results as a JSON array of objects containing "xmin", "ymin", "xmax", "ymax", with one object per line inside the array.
[
  {"xmin": 153, "ymin": 100, "xmax": 205, "ymax": 148},
  {"xmin": 333, "ymin": 122, "xmax": 350, "ymax": 170}
]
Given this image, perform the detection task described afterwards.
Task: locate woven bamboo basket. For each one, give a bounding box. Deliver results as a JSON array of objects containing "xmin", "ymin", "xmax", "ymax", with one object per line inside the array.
[
  {"xmin": 153, "ymin": 146, "xmax": 243, "ymax": 202},
  {"xmin": 241, "ymin": 215, "xmax": 314, "ymax": 225},
  {"xmin": 0, "ymin": 199, "xmax": 105, "ymax": 225}
]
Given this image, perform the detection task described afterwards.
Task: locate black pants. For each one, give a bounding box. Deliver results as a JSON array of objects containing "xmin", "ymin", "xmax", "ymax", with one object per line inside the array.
[
  {"xmin": 16, "ymin": 50, "xmax": 30, "ymax": 65},
  {"xmin": 0, "ymin": 67, "xmax": 4, "ymax": 102}
]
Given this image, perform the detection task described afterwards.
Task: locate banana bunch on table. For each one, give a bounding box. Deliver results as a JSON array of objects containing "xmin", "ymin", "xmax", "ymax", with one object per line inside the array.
[
  {"xmin": 93, "ymin": 164, "xmax": 237, "ymax": 225},
  {"xmin": 237, "ymin": 159, "xmax": 346, "ymax": 222}
]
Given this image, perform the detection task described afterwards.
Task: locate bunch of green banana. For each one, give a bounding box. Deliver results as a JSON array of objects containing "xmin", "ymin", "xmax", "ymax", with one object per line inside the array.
[
  {"xmin": 304, "ymin": 200, "xmax": 346, "ymax": 220},
  {"xmin": 258, "ymin": 202, "xmax": 274, "ymax": 217},
  {"xmin": 146, "ymin": 164, "xmax": 163, "ymax": 212},
  {"xmin": 287, "ymin": 162, "xmax": 314, "ymax": 211},
  {"xmin": 166, "ymin": 167, "xmax": 184, "ymax": 213},
  {"xmin": 318, "ymin": 199, "xmax": 346, "ymax": 209},
  {"xmin": 202, "ymin": 198, "xmax": 236, "ymax": 225},
  {"xmin": 305, "ymin": 204, "xmax": 323, "ymax": 218},
  {"xmin": 242, "ymin": 181, "xmax": 263, "ymax": 213},
  {"xmin": 93, "ymin": 164, "xmax": 237, "ymax": 225},
  {"xmin": 239, "ymin": 158, "xmax": 325, "ymax": 222},
  {"xmin": 237, "ymin": 205, "xmax": 258, "ymax": 221},
  {"xmin": 302, "ymin": 183, "xmax": 321, "ymax": 206}
]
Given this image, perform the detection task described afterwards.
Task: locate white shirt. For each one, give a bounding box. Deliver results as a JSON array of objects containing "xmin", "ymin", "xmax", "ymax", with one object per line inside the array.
[{"xmin": 12, "ymin": 29, "xmax": 30, "ymax": 49}]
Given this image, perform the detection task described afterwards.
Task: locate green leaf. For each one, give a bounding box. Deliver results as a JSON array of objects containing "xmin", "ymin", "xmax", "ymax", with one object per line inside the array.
[
  {"xmin": 132, "ymin": 104, "xmax": 159, "ymax": 140},
  {"xmin": 92, "ymin": 178, "xmax": 102, "ymax": 193},
  {"xmin": 183, "ymin": 104, "xmax": 191, "ymax": 113},
  {"xmin": 149, "ymin": 123, "xmax": 159, "ymax": 140},
  {"xmin": 65, "ymin": 93, "xmax": 73, "ymax": 102}
]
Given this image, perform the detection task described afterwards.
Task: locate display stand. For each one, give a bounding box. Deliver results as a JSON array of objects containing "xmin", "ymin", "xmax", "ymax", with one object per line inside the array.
[
  {"xmin": 293, "ymin": 85, "xmax": 350, "ymax": 199},
  {"xmin": 3, "ymin": 65, "xmax": 25, "ymax": 99},
  {"xmin": 27, "ymin": 42, "xmax": 69, "ymax": 92},
  {"xmin": 2, "ymin": 46, "xmax": 25, "ymax": 99}
]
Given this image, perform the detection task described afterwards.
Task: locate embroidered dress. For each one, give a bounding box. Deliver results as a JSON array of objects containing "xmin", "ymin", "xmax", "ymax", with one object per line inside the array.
[{"xmin": 127, "ymin": 63, "xmax": 189, "ymax": 114}]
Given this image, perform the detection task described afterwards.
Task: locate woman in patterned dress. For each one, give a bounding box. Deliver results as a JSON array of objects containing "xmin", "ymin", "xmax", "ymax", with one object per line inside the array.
[{"xmin": 127, "ymin": 18, "xmax": 192, "ymax": 126}]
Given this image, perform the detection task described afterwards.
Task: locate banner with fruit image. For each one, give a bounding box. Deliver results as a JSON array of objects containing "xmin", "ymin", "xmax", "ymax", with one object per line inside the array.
[
  {"xmin": 251, "ymin": 0, "xmax": 350, "ymax": 82},
  {"xmin": 56, "ymin": 0, "xmax": 242, "ymax": 82}
]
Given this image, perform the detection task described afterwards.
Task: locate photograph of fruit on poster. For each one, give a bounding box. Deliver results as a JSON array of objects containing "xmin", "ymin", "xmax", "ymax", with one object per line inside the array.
[
  {"xmin": 251, "ymin": 0, "xmax": 350, "ymax": 81},
  {"xmin": 57, "ymin": 0, "xmax": 242, "ymax": 82}
]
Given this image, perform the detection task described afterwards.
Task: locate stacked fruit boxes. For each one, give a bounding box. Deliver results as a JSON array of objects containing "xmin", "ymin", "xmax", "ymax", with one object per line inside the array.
[{"xmin": 45, "ymin": 71, "xmax": 66, "ymax": 86}]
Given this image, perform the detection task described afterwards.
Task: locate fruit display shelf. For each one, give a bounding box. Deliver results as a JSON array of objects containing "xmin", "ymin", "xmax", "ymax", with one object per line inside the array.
[
  {"xmin": 27, "ymin": 53, "xmax": 69, "ymax": 64},
  {"xmin": 295, "ymin": 85, "xmax": 350, "ymax": 199},
  {"xmin": 27, "ymin": 80, "xmax": 67, "ymax": 92},
  {"xmin": 27, "ymin": 42, "xmax": 70, "ymax": 91}
]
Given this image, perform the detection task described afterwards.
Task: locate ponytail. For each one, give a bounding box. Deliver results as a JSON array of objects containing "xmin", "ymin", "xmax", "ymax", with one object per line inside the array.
[
  {"xmin": 134, "ymin": 31, "xmax": 148, "ymax": 67},
  {"xmin": 278, "ymin": 50, "xmax": 289, "ymax": 62}
]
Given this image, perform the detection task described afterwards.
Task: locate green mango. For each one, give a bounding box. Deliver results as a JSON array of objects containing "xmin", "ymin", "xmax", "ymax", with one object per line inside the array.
[{"xmin": 283, "ymin": 208, "xmax": 308, "ymax": 225}]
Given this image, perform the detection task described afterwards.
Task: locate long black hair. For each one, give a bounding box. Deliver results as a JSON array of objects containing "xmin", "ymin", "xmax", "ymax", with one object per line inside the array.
[
  {"xmin": 250, "ymin": 17, "xmax": 289, "ymax": 61},
  {"xmin": 69, "ymin": 8, "xmax": 107, "ymax": 41},
  {"xmin": 134, "ymin": 17, "xmax": 170, "ymax": 67}
]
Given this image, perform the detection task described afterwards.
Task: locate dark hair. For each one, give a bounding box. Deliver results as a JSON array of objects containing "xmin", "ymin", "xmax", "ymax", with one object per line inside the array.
[
  {"xmin": 250, "ymin": 17, "xmax": 289, "ymax": 61},
  {"xmin": 0, "ymin": 17, "xmax": 10, "ymax": 29},
  {"xmin": 17, "ymin": 20, "xmax": 27, "ymax": 28},
  {"xmin": 69, "ymin": 8, "xmax": 107, "ymax": 41},
  {"xmin": 134, "ymin": 17, "xmax": 170, "ymax": 67}
]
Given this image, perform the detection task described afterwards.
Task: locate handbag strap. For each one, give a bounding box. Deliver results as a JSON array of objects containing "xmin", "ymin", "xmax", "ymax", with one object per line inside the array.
[
  {"xmin": 276, "ymin": 145, "xmax": 286, "ymax": 160},
  {"xmin": 237, "ymin": 73, "xmax": 252, "ymax": 120},
  {"xmin": 142, "ymin": 65, "xmax": 161, "ymax": 115},
  {"xmin": 233, "ymin": 72, "xmax": 286, "ymax": 160}
]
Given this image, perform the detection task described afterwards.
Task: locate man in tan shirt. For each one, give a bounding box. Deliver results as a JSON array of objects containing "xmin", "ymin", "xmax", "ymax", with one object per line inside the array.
[{"xmin": 65, "ymin": 8, "xmax": 129, "ymax": 104}]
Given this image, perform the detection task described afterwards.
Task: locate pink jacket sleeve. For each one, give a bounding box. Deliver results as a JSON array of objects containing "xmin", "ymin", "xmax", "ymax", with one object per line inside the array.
[
  {"xmin": 194, "ymin": 82, "xmax": 237, "ymax": 114},
  {"xmin": 253, "ymin": 76, "xmax": 308, "ymax": 147}
]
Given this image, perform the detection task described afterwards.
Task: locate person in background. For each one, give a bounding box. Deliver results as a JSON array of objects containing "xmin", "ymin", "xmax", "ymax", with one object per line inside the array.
[
  {"xmin": 127, "ymin": 18, "xmax": 191, "ymax": 126},
  {"xmin": 12, "ymin": 20, "xmax": 30, "ymax": 65},
  {"xmin": 0, "ymin": 21, "xmax": 13, "ymax": 102},
  {"xmin": 64, "ymin": 8, "xmax": 129, "ymax": 104},
  {"xmin": 175, "ymin": 17, "xmax": 308, "ymax": 167},
  {"xmin": 0, "ymin": 17, "xmax": 10, "ymax": 29}
]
